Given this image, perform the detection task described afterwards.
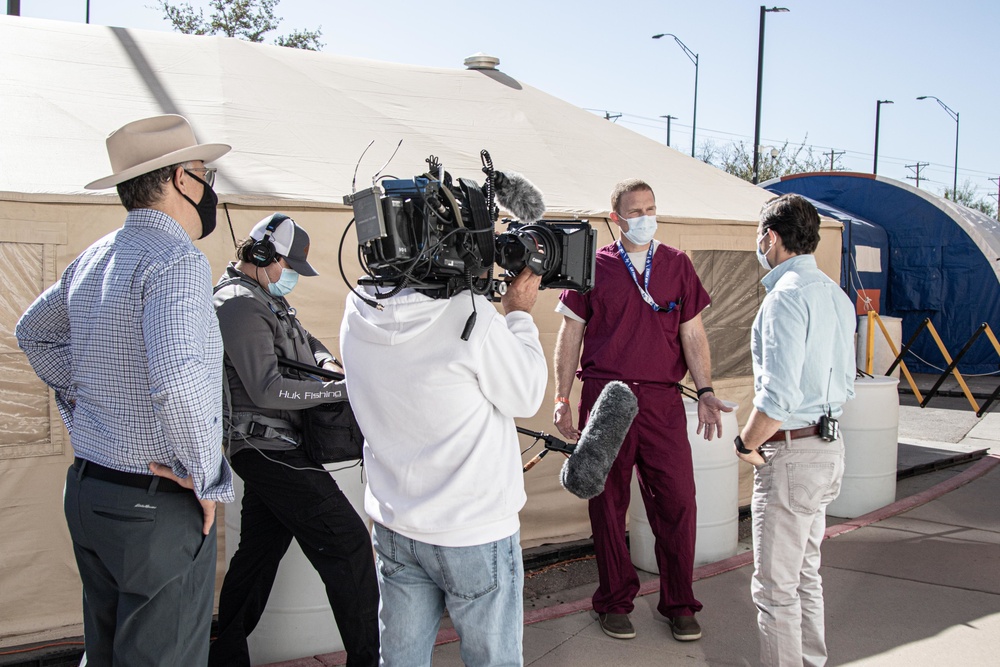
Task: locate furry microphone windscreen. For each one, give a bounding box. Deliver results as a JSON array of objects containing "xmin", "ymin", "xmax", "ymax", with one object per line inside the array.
[
  {"xmin": 493, "ymin": 171, "xmax": 546, "ymax": 224},
  {"xmin": 560, "ymin": 381, "xmax": 638, "ymax": 499}
]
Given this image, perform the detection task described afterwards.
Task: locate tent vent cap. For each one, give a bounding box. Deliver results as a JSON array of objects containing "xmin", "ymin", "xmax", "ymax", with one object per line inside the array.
[{"xmin": 464, "ymin": 53, "xmax": 500, "ymax": 70}]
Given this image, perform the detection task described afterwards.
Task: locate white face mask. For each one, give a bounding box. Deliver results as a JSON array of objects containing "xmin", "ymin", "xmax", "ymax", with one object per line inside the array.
[
  {"xmin": 756, "ymin": 230, "xmax": 774, "ymax": 270},
  {"xmin": 621, "ymin": 214, "xmax": 658, "ymax": 245}
]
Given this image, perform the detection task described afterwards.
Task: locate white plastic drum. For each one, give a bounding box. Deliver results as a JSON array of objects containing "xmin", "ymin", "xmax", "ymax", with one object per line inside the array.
[
  {"xmin": 856, "ymin": 315, "xmax": 902, "ymax": 379},
  {"xmin": 826, "ymin": 376, "xmax": 900, "ymax": 518},
  {"xmin": 629, "ymin": 399, "xmax": 739, "ymax": 572},
  {"xmin": 224, "ymin": 460, "xmax": 368, "ymax": 665}
]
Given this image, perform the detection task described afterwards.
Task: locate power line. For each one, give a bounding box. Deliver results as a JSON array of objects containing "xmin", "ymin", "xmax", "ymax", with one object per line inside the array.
[{"xmin": 589, "ymin": 108, "xmax": 998, "ymax": 183}]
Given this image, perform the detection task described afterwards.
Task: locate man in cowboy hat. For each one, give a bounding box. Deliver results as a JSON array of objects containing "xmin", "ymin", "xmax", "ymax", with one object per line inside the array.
[{"xmin": 16, "ymin": 114, "xmax": 234, "ymax": 666}]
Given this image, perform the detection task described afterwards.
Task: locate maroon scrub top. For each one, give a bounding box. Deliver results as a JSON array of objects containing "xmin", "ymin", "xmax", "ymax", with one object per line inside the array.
[{"xmin": 559, "ymin": 242, "xmax": 710, "ymax": 385}]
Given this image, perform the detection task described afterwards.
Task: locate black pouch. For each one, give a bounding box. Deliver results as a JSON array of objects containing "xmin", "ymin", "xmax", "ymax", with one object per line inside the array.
[
  {"xmin": 819, "ymin": 414, "xmax": 840, "ymax": 442},
  {"xmin": 299, "ymin": 401, "xmax": 365, "ymax": 464}
]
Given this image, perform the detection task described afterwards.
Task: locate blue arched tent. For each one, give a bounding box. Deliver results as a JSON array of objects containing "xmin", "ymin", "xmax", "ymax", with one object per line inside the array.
[{"xmin": 762, "ymin": 172, "xmax": 1000, "ymax": 375}]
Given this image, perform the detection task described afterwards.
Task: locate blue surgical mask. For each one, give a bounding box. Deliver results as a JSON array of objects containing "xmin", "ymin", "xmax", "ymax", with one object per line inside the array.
[
  {"xmin": 622, "ymin": 215, "xmax": 658, "ymax": 245},
  {"xmin": 267, "ymin": 268, "xmax": 299, "ymax": 297},
  {"xmin": 756, "ymin": 231, "xmax": 774, "ymax": 271}
]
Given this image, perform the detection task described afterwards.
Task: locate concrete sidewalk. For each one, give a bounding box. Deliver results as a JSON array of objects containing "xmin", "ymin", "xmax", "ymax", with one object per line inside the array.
[
  {"xmin": 427, "ymin": 456, "xmax": 1000, "ymax": 667},
  {"xmin": 267, "ymin": 449, "xmax": 999, "ymax": 666}
]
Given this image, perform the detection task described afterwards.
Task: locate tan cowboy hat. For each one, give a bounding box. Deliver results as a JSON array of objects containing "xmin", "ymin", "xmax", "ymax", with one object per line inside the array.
[{"xmin": 85, "ymin": 114, "xmax": 231, "ymax": 190}]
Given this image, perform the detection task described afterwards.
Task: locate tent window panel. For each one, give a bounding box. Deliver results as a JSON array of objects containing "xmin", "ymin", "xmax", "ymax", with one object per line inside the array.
[
  {"xmin": 854, "ymin": 245, "xmax": 882, "ymax": 274},
  {"xmin": 691, "ymin": 250, "xmax": 762, "ymax": 379},
  {"xmin": 0, "ymin": 243, "xmax": 63, "ymax": 459}
]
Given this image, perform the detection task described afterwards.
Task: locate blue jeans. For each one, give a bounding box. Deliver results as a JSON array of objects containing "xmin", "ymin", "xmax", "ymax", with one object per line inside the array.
[
  {"xmin": 751, "ymin": 434, "xmax": 845, "ymax": 667},
  {"xmin": 371, "ymin": 523, "xmax": 523, "ymax": 667}
]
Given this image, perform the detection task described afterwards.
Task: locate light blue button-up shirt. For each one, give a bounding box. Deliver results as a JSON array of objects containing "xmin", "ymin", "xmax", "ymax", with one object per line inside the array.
[
  {"xmin": 751, "ymin": 254, "xmax": 856, "ymax": 429},
  {"xmin": 16, "ymin": 209, "xmax": 233, "ymax": 502}
]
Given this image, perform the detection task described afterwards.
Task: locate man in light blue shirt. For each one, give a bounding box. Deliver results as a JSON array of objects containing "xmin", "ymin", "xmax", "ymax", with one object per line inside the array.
[
  {"xmin": 734, "ymin": 193, "xmax": 856, "ymax": 667},
  {"xmin": 16, "ymin": 115, "xmax": 233, "ymax": 666}
]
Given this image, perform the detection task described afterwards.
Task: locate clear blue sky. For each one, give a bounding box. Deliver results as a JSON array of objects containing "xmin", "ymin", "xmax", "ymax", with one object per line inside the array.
[{"xmin": 18, "ymin": 0, "xmax": 1000, "ymax": 203}]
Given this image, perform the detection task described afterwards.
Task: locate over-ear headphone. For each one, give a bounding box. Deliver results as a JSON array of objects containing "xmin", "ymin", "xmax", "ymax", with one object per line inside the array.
[{"xmin": 249, "ymin": 213, "xmax": 290, "ymax": 267}]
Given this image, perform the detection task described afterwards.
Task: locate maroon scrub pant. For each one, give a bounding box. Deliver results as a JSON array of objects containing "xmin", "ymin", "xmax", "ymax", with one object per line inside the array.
[{"xmin": 582, "ymin": 378, "xmax": 702, "ymax": 618}]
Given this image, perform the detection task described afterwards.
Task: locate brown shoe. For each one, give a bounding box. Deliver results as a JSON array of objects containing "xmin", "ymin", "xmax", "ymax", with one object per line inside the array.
[
  {"xmin": 667, "ymin": 614, "xmax": 702, "ymax": 641},
  {"xmin": 598, "ymin": 613, "xmax": 636, "ymax": 639}
]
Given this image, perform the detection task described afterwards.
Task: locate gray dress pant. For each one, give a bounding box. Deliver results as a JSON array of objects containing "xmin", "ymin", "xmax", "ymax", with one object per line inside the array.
[{"xmin": 64, "ymin": 464, "xmax": 217, "ymax": 666}]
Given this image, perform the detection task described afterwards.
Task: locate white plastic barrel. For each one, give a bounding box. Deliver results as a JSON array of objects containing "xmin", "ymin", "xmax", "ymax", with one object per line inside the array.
[
  {"xmin": 629, "ymin": 399, "xmax": 739, "ymax": 572},
  {"xmin": 856, "ymin": 315, "xmax": 902, "ymax": 379},
  {"xmin": 224, "ymin": 461, "xmax": 368, "ymax": 665},
  {"xmin": 826, "ymin": 376, "xmax": 900, "ymax": 518}
]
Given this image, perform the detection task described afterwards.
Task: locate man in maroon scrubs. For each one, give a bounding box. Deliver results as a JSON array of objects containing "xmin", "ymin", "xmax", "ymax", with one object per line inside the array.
[{"xmin": 553, "ymin": 178, "xmax": 731, "ymax": 643}]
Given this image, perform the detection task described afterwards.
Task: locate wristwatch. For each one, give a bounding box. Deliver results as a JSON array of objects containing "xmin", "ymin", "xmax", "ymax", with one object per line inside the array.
[{"xmin": 734, "ymin": 435, "xmax": 752, "ymax": 455}]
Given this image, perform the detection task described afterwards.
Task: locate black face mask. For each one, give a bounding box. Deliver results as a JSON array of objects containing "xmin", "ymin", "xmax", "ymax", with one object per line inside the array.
[{"xmin": 180, "ymin": 170, "xmax": 219, "ymax": 239}]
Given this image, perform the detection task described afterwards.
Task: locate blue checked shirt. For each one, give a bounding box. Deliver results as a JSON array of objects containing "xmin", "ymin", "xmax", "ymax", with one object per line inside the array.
[
  {"xmin": 16, "ymin": 209, "xmax": 233, "ymax": 502},
  {"xmin": 752, "ymin": 254, "xmax": 856, "ymax": 429}
]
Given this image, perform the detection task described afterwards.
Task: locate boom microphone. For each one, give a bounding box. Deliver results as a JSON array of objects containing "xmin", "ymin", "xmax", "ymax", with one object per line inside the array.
[
  {"xmin": 560, "ymin": 381, "xmax": 638, "ymax": 499},
  {"xmin": 493, "ymin": 171, "xmax": 546, "ymax": 223}
]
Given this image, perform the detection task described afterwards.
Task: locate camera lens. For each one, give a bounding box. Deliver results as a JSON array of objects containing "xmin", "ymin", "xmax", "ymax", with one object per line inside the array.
[{"xmin": 495, "ymin": 224, "xmax": 559, "ymax": 281}]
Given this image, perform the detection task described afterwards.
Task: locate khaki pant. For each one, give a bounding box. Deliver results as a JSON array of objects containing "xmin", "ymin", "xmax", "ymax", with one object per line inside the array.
[{"xmin": 751, "ymin": 434, "xmax": 845, "ymax": 667}]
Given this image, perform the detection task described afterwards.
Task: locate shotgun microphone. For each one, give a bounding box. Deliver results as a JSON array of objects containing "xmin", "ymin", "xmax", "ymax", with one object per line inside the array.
[
  {"xmin": 492, "ymin": 171, "xmax": 546, "ymax": 223},
  {"xmin": 560, "ymin": 381, "xmax": 638, "ymax": 499}
]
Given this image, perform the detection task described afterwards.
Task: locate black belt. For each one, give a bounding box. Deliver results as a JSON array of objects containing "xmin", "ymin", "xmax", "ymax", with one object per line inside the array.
[
  {"xmin": 73, "ymin": 458, "xmax": 187, "ymax": 493},
  {"xmin": 764, "ymin": 425, "xmax": 821, "ymax": 443}
]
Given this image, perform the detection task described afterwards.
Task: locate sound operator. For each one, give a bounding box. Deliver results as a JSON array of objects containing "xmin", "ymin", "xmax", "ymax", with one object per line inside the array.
[{"xmin": 209, "ymin": 214, "xmax": 379, "ymax": 667}]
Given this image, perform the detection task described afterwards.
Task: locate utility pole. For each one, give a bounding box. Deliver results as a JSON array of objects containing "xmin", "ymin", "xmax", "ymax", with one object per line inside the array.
[
  {"xmin": 823, "ymin": 149, "xmax": 845, "ymax": 171},
  {"xmin": 990, "ymin": 177, "xmax": 1000, "ymax": 221},
  {"xmin": 604, "ymin": 111, "xmax": 622, "ymax": 123},
  {"xmin": 659, "ymin": 115, "xmax": 678, "ymax": 148},
  {"xmin": 905, "ymin": 162, "xmax": 929, "ymax": 189}
]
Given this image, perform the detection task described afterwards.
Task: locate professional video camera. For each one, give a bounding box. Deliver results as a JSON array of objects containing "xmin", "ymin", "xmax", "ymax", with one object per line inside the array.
[{"xmin": 343, "ymin": 150, "xmax": 596, "ymax": 301}]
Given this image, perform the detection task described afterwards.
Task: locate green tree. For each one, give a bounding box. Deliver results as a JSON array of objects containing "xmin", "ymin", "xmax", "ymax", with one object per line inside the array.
[
  {"xmin": 154, "ymin": 0, "xmax": 323, "ymax": 50},
  {"xmin": 697, "ymin": 137, "xmax": 843, "ymax": 183},
  {"xmin": 942, "ymin": 179, "xmax": 996, "ymax": 218}
]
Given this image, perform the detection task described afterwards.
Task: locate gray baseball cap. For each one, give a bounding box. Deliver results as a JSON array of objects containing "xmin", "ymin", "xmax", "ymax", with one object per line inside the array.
[{"xmin": 249, "ymin": 213, "xmax": 319, "ymax": 276}]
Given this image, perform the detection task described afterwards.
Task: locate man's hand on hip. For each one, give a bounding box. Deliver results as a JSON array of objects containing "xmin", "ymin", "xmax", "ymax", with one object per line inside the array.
[{"xmin": 149, "ymin": 462, "xmax": 217, "ymax": 535}]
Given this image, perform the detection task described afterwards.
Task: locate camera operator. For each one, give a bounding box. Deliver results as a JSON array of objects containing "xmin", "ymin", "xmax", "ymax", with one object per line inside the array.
[
  {"xmin": 209, "ymin": 214, "xmax": 379, "ymax": 667},
  {"xmin": 340, "ymin": 268, "xmax": 547, "ymax": 667}
]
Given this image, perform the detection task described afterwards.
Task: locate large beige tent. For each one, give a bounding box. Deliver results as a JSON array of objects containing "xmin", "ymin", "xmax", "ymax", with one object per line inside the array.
[{"xmin": 0, "ymin": 16, "xmax": 843, "ymax": 646}]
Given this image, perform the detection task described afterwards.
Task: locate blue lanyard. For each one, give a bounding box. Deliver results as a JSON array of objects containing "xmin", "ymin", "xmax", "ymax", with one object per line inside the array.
[{"xmin": 615, "ymin": 241, "xmax": 679, "ymax": 313}]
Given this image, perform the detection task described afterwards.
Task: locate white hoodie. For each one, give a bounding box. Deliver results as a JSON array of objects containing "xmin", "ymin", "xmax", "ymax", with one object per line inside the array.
[{"xmin": 340, "ymin": 288, "xmax": 547, "ymax": 547}]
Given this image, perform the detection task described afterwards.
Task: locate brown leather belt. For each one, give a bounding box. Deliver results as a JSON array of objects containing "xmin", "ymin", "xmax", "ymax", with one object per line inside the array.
[{"xmin": 764, "ymin": 425, "xmax": 820, "ymax": 443}]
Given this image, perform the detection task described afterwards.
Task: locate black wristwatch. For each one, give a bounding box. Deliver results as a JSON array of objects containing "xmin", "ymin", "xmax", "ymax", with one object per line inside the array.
[{"xmin": 734, "ymin": 435, "xmax": 752, "ymax": 455}]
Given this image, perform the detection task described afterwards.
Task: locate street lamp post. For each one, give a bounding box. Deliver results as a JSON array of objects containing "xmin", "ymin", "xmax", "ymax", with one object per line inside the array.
[
  {"xmin": 751, "ymin": 6, "xmax": 789, "ymax": 185},
  {"xmin": 917, "ymin": 95, "xmax": 960, "ymax": 199},
  {"xmin": 873, "ymin": 99, "xmax": 893, "ymax": 175},
  {"xmin": 652, "ymin": 33, "xmax": 699, "ymax": 158},
  {"xmin": 659, "ymin": 115, "xmax": 678, "ymax": 147}
]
